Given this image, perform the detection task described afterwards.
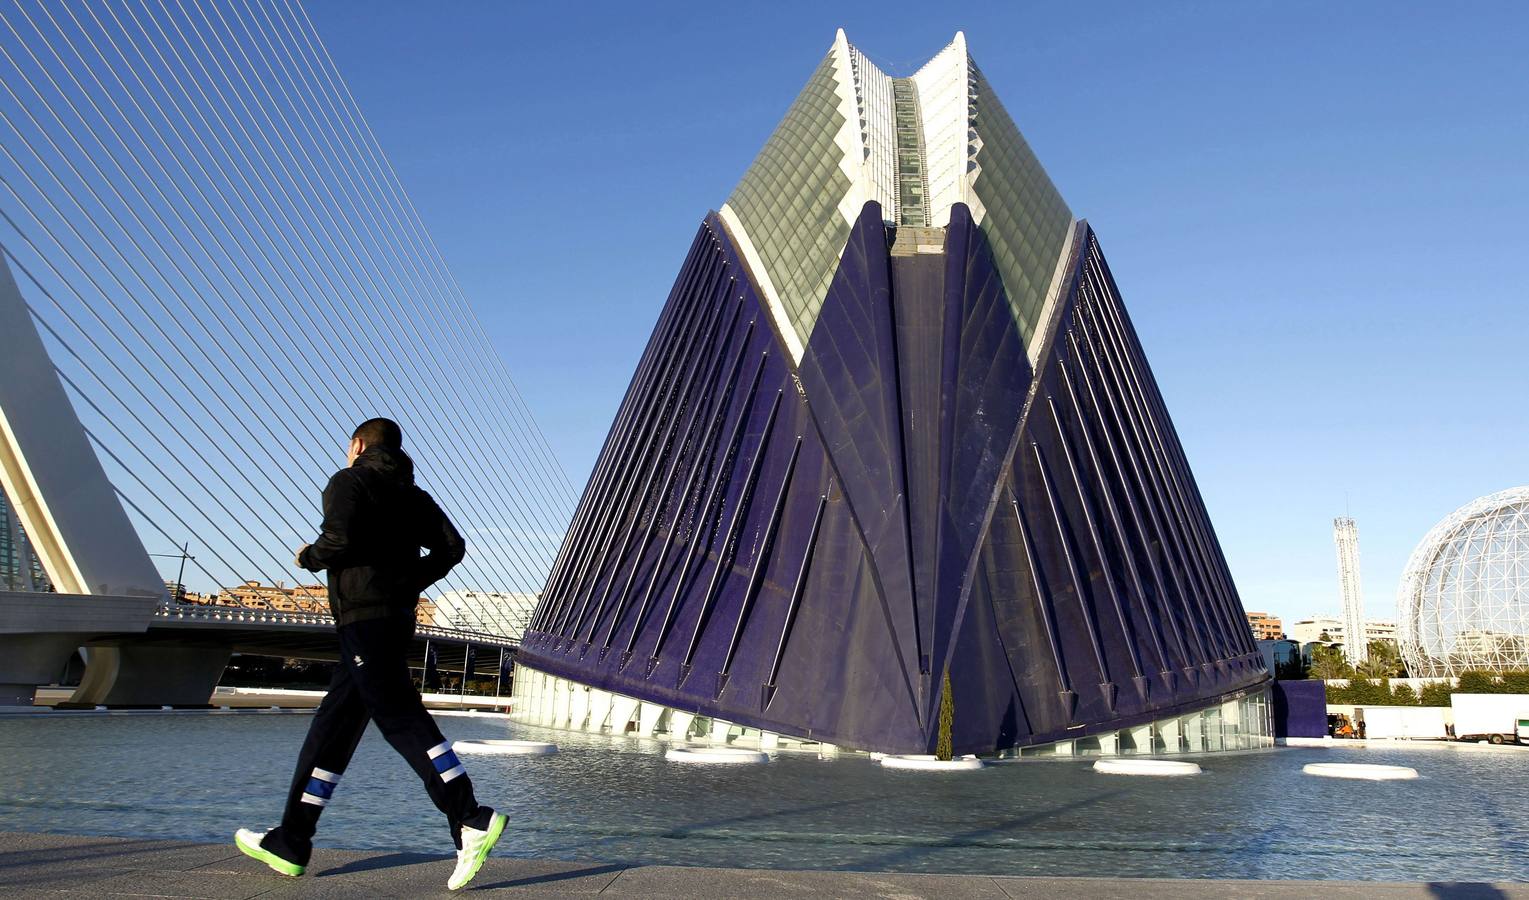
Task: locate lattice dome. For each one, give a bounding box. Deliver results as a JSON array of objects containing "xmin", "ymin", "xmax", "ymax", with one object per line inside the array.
[{"xmin": 1398, "ymin": 488, "xmax": 1529, "ymax": 677}]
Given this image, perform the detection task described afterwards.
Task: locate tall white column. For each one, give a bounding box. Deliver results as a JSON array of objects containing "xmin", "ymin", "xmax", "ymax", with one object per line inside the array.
[
  {"xmin": 588, "ymin": 689, "xmax": 613, "ymax": 732},
  {"xmin": 1159, "ymin": 717, "xmax": 1181, "ymax": 753},
  {"xmin": 568, "ymin": 685, "xmax": 590, "ymax": 731},
  {"xmin": 638, "ymin": 702, "xmax": 665, "ymax": 737},
  {"xmin": 551, "ymin": 678, "xmax": 571, "ymax": 728},
  {"xmin": 610, "ymin": 696, "xmax": 639, "ymax": 734},
  {"xmin": 536, "ymin": 672, "xmax": 555, "ymax": 726}
]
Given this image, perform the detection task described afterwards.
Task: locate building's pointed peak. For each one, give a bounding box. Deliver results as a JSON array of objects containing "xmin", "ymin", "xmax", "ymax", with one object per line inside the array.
[
  {"xmin": 913, "ymin": 31, "xmax": 973, "ymax": 80},
  {"xmin": 724, "ymin": 29, "xmax": 1071, "ymax": 359},
  {"xmin": 831, "ymin": 28, "xmax": 855, "ymax": 71}
]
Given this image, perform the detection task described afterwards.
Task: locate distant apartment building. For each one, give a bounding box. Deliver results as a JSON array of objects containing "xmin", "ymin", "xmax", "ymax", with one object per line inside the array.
[
  {"xmin": 182, "ymin": 579, "xmax": 438, "ymax": 627},
  {"xmin": 1288, "ymin": 615, "xmax": 1397, "ymax": 647},
  {"xmin": 432, "ymin": 591, "xmax": 538, "ymax": 640},
  {"xmin": 1245, "ymin": 611, "xmax": 1283, "ymax": 641},
  {"xmin": 219, "ymin": 580, "xmax": 329, "ymax": 614}
]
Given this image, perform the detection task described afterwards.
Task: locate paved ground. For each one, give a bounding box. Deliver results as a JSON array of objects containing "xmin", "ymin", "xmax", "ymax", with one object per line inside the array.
[{"xmin": 0, "ymin": 831, "xmax": 1521, "ymax": 899}]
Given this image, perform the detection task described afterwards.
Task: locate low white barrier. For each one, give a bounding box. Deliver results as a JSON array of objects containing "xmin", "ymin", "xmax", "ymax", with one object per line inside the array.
[
  {"xmin": 880, "ymin": 755, "xmax": 985, "ymax": 771},
  {"xmin": 665, "ymin": 747, "xmax": 769, "ymax": 764},
  {"xmin": 453, "ymin": 740, "xmax": 557, "ymax": 756},
  {"xmin": 1093, "ymin": 758, "xmax": 1202, "ymax": 777},
  {"xmin": 1302, "ymin": 763, "xmax": 1418, "ymax": 781}
]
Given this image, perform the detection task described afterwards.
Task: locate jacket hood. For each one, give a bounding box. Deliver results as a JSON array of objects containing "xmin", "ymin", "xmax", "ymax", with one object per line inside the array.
[{"xmin": 353, "ymin": 444, "xmax": 415, "ymax": 485}]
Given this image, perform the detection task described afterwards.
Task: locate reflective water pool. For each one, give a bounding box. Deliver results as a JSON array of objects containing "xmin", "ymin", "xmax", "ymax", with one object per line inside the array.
[{"xmin": 1, "ymin": 712, "xmax": 1524, "ymax": 882}]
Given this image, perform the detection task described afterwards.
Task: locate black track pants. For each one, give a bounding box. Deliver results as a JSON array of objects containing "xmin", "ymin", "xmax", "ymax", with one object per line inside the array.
[{"xmin": 263, "ymin": 614, "xmax": 488, "ymax": 864}]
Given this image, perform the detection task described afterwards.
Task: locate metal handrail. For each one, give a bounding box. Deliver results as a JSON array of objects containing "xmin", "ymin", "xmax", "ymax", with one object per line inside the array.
[{"xmin": 153, "ymin": 599, "xmax": 517, "ymax": 647}]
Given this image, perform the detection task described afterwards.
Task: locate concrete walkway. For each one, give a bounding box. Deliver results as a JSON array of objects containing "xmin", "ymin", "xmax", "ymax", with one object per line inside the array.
[{"xmin": 0, "ymin": 831, "xmax": 1520, "ymax": 899}]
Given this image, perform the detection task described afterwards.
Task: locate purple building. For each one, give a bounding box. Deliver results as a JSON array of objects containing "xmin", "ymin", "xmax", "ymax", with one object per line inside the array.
[{"xmin": 515, "ymin": 31, "xmax": 1271, "ymax": 756}]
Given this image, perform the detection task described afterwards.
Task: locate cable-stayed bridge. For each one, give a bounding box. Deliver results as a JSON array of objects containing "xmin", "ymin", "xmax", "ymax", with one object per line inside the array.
[{"xmin": 0, "ymin": 0, "xmax": 573, "ymax": 706}]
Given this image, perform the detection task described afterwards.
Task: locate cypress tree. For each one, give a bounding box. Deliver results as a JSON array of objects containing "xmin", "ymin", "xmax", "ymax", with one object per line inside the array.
[{"xmin": 936, "ymin": 669, "xmax": 955, "ymax": 761}]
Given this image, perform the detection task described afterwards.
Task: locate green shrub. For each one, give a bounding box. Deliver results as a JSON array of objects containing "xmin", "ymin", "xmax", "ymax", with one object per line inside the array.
[
  {"xmin": 1500, "ymin": 671, "xmax": 1529, "ymax": 693},
  {"xmin": 1327, "ymin": 673, "xmax": 1529, "ymax": 708},
  {"xmin": 1418, "ymin": 681, "xmax": 1453, "ymax": 707},
  {"xmin": 1458, "ymin": 670, "xmax": 1499, "ymax": 694},
  {"xmin": 1345, "ymin": 676, "xmax": 1387, "ymax": 706}
]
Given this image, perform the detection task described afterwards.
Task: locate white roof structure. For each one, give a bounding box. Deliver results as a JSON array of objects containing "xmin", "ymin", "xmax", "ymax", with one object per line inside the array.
[
  {"xmin": 1397, "ymin": 487, "xmax": 1529, "ymax": 676},
  {"xmin": 719, "ymin": 30, "xmax": 1075, "ymax": 364}
]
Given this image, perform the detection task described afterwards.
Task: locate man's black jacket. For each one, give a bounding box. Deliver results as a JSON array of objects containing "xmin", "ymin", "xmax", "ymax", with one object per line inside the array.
[{"xmin": 298, "ymin": 445, "xmax": 465, "ymax": 626}]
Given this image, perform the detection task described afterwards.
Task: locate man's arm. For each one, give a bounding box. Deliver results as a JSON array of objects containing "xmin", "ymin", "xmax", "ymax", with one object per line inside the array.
[
  {"xmin": 298, "ymin": 471, "xmax": 362, "ymax": 572},
  {"xmin": 414, "ymin": 488, "xmax": 465, "ymax": 590}
]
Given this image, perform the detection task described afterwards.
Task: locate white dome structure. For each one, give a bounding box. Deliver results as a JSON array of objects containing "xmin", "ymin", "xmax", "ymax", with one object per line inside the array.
[{"xmin": 1397, "ymin": 488, "xmax": 1529, "ymax": 677}]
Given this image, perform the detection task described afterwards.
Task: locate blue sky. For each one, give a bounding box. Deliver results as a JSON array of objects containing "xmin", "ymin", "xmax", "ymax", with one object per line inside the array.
[{"xmin": 308, "ymin": 1, "xmax": 1528, "ymax": 629}]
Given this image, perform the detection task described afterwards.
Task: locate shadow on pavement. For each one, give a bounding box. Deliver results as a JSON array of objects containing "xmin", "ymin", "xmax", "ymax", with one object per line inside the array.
[
  {"xmin": 315, "ymin": 850, "xmax": 445, "ymax": 877},
  {"xmin": 1430, "ymin": 885, "xmax": 1508, "ymax": 899},
  {"xmin": 474, "ymin": 862, "xmax": 629, "ymax": 890}
]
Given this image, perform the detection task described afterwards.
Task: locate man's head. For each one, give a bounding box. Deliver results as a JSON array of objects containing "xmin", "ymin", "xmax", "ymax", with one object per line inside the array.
[{"xmin": 348, "ymin": 417, "xmax": 402, "ymax": 465}]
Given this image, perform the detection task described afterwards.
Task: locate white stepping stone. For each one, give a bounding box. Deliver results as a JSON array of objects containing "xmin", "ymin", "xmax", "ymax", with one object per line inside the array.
[
  {"xmin": 880, "ymin": 754, "xmax": 985, "ymax": 771},
  {"xmin": 452, "ymin": 740, "xmax": 557, "ymax": 756},
  {"xmin": 1303, "ymin": 763, "xmax": 1418, "ymax": 781},
  {"xmin": 665, "ymin": 747, "xmax": 769, "ymax": 764},
  {"xmin": 1093, "ymin": 758, "xmax": 1202, "ymax": 777}
]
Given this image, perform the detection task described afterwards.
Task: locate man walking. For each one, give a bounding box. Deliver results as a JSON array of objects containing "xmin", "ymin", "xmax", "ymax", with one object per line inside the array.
[{"xmin": 236, "ymin": 418, "xmax": 505, "ymax": 890}]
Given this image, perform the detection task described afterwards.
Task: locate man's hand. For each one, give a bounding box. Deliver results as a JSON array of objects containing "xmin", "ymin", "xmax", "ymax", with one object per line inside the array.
[{"xmin": 294, "ymin": 544, "xmax": 311, "ymax": 568}]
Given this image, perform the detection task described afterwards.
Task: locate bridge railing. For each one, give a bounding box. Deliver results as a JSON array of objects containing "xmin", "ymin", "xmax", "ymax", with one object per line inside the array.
[{"xmin": 154, "ymin": 598, "xmax": 518, "ymax": 648}]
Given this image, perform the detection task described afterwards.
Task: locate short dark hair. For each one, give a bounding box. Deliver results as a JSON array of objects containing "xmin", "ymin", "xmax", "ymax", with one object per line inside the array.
[{"xmin": 352, "ymin": 417, "xmax": 402, "ymax": 449}]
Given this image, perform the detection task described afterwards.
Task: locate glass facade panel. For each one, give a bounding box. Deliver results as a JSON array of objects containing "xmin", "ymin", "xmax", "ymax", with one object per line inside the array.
[
  {"xmin": 1203, "ymin": 705, "xmax": 1225, "ymax": 752},
  {"xmin": 513, "ymin": 664, "xmax": 1274, "ymax": 759},
  {"xmin": 726, "ymin": 52, "xmax": 853, "ymax": 351},
  {"xmin": 967, "ymin": 66, "xmax": 1073, "ymax": 351}
]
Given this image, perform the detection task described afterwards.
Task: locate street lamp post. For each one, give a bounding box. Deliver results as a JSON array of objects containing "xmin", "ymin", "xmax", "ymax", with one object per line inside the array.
[{"xmin": 149, "ymin": 543, "xmax": 194, "ymax": 600}]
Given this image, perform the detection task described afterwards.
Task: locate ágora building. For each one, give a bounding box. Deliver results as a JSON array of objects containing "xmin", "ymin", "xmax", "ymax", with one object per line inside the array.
[{"xmin": 515, "ymin": 31, "xmax": 1271, "ymax": 757}]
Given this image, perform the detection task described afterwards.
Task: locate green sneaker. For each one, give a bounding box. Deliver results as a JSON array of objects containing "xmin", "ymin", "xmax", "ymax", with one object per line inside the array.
[
  {"xmin": 447, "ymin": 810, "xmax": 506, "ymax": 890},
  {"xmin": 234, "ymin": 828, "xmax": 305, "ymax": 877}
]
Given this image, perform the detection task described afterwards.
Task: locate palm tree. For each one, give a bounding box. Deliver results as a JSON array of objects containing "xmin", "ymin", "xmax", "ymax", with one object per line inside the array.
[
  {"xmin": 1309, "ymin": 645, "xmax": 1353, "ymax": 680},
  {"xmin": 1358, "ymin": 640, "xmax": 1405, "ymax": 679}
]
